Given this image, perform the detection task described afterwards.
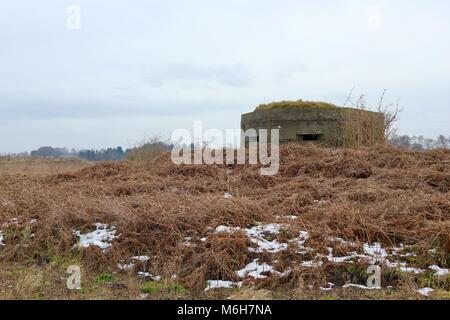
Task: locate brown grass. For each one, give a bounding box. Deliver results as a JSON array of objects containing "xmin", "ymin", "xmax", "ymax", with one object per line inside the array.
[
  {"xmin": 0, "ymin": 157, "xmax": 93, "ymax": 175},
  {"xmin": 0, "ymin": 145, "xmax": 449, "ymax": 299},
  {"xmin": 255, "ymin": 100, "xmax": 338, "ymax": 111}
]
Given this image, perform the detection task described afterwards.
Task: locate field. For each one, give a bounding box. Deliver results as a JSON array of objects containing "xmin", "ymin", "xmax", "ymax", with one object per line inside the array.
[
  {"xmin": 0, "ymin": 157, "xmax": 93, "ymax": 175},
  {"xmin": 0, "ymin": 145, "xmax": 449, "ymax": 300}
]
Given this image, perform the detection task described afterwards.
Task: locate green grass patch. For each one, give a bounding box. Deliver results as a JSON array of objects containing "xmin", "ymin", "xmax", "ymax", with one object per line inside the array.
[
  {"xmin": 140, "ymin": 281, "xmax": 187, "ymax": 295},
  {"xmin": 95, "ymin": 273, "xmax": 117, "ymax": 283}
]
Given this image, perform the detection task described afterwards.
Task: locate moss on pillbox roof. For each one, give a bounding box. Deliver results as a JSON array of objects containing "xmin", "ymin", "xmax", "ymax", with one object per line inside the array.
[{"xmin": 255, "ymin": 100, "xmax": 338, "ymax": 111}]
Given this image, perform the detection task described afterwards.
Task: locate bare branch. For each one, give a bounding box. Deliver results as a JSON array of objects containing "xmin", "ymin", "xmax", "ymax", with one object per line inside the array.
[
  {"xmin": 377, "ymin": 89, "xmax": 388, "ymax": 112},
  {"xmin": 342, "ymin": 86, "xmax": 355, "ymax": 107}
]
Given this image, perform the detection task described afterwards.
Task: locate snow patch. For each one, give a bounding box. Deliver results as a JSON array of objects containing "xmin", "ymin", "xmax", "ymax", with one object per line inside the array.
[
  {"xmin": 246, "ymin": 224, "xmax": 288, "ymax": 253},
  {"xmin": 363, "ymin": 243, "xmax": 388, "ymax": 261},
  {"xmin": 117, "ymin": 263, "xmax": 134, "ymax": 271},
  {"xmin": 429, "ymin": 265, "xmax": 449, "ymax": 276},
  {"xmin": 246, "ymin": 223, "xmax": 284, "ymax": 236},
  {"xmin": 183, "ymin": 236, "xmax": 193, "ymax": 246},
  {"xmin": 320, "ymin": 282, "xmax": 335, "ymax": 291},
  {"xmin": 276, "ymin": 215, "xmax": 299, "ymax": 220},
  {"xmin": 247, "ymin": 224, "xmax": 305, "ymax": 253},
  {"xmin": 214, "ymin": 226, "xmax": 241, "ymax": 233},
  {"xmin": 205, "ymin": 280, "xmax": 242, "ymax": 291},
  {"xmin": 132, "ymin": 256, "xmax": 150, "ymax": 262},
  {"xmin": 399, "ymin": 267, "xmax": 424, "ymax": 274},
  {"xmin": 118, "ymin": 256, "xmax": 150, "ymax": 271},
  {"xmin": 248, "ymin": 238, "xmax": 287, "ymax": 253},
  {"xmin": 138, "ymin": 272, "xmax": 161, "ymax": 281},
  {"xmin": 74, "ymin": 223, "xmax": 117, "ymax": 250},
  {"xmin": 214, "ymin": 223, "xmax": 298, "ymax": 254},
  {"xmin": 236, "ymin": 259, "xmax": 277, "ymax": 279},
  {"xmin": 328, "ymin": 236, "xmax": 358, "ymax": 247},
  {"xmin": 292, "ymin": 231, "xmax": 310, "ymax": 245},
  {"xmin": 417, "ymin": 287, "xmax": 434, "ymax": 296},
  {"xmin": 384, "ymin": 260, "xmax": 424, "ymax": 274},
  {"xmin": 211, "ymin": 223, "xmax": 311, "ymax": 254},
  {"xmin": 325, "ymin": 247, "xmax": 357, "ymax": 263},
  {"xmin": 391, "ymin": 244, "xmax": 416, "ymax": 257},
  {"xmin": 0, "ymin": 231, "xmax": 5, "ymax": 246},
  {"xmin": 301, "ymin": 260, "xmax": 323, "ymax": 268},
  {"xmin": 343, "ymin": 284, "xmax": 381, "ymax": 290}
]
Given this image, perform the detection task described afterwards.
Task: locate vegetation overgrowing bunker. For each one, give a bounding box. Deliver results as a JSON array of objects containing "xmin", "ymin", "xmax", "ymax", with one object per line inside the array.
[{"xmin": 241, "ymin": 100, "xmax": 386, "ymax": 147}]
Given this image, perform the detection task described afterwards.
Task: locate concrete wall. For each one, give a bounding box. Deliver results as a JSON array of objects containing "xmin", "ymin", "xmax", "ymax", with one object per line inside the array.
[{"xmin": 241, "ymin": 108, "xmax": 385, "ymax": 147}]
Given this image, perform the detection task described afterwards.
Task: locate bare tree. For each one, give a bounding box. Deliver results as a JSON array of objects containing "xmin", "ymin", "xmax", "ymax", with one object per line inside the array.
[
  {"xmin": 436, "ymin": 135, "xmax": 450, "ymax": 149},
  {"xmin": 344, "ymin": 88, "xmax": 403, "ymax": 139},
  {"xmin": 342, "ymin": 86, "xmax": 355, "ymax": 107},
  {"xmin": 375, "ymin": 89, "xmax": 403, "ymax": 138}
]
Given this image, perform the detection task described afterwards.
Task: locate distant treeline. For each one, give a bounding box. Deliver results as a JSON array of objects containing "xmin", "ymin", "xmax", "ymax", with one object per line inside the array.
[
  {"xmin": 25, "ymin": 142, "xmax": 173, "ymax": 161},
  {"xmin": 28, "ymin": 146, "xmax": 127, "ymax": 161},
  {"xmin": 389, "ymin": 134, "xmax": 450, "ymax": 150}
]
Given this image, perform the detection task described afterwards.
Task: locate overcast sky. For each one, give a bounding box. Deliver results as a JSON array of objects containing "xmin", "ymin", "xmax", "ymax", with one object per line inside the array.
[{"xmin": 1, "ymin": 0, "xmax": 449, "ymax": 152}]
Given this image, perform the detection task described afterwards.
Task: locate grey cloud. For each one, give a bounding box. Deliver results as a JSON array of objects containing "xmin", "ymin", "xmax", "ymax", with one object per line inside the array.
[{"xmin": 0, "ymin": 100, "xmax": 242, "ymax": 121}]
